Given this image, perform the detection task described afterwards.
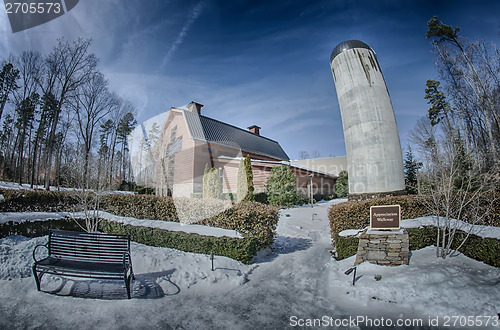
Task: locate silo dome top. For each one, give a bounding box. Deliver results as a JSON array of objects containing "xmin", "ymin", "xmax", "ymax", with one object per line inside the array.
[{"xmin": 330, "ymin": 40, "xmax": 373, "ymax": 63}]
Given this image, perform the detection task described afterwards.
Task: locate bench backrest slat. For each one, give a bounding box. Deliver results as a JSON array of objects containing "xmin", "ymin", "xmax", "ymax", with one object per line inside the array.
[{"xmin": 49, "ymin": 230, "xmax": 130, "ymax": 264}]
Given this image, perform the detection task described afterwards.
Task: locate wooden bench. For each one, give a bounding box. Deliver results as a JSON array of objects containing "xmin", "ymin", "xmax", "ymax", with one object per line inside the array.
[{"xmin": 32, "ymin": 230, "xmax": 135, "ymax": 299}]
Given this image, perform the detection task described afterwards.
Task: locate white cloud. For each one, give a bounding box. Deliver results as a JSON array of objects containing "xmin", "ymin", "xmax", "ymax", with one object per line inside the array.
[{"xmin": 160, "ymin": 0, "xmax": 206, "ymax": 71}]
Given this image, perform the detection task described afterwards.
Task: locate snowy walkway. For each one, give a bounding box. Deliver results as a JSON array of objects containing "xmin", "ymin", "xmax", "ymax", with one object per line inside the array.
[{"xmin": 1, "ymin": 199, "xmax": 499, "ymax": 329}]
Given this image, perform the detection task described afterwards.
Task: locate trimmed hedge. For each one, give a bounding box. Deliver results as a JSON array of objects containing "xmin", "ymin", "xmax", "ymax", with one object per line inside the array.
[
  {"xmin": 173, "ymin": 198, "xmax": 232, "ymax": 224},
  {"xmin": 0, "ymin": 218, "xmax": 259, "ymax": 264},
  {"xmin": 100, "ymin": 220, "xmax": 258, "ymax": 264},
  {"xmin": 100, "ymin": 194, "xmax": 178, "ymax": 221},
  {"xmin": 333, "ymin": 233, "xmax": 359, "ymax": 260},
  {"xmin": 0, "ymin": 218, "xmax": 88, "ymax": 239},
  {"xmin": 199, "ymin": 201, "xmax": 280, "ymax": 250},
  {"xmin": 334, "ymin": 227, "xmax": 500, "ymax": 267},
  {"xmin": 329, "ymin": 194, "xmax": 500, "ymax": 238},
  {"xmin": 0, "ymin": 188, "xmax": 280, "ymax": 261},
  {"xmin": 329, "ymin": 194, "xmax": 500, "ymax": 267},
  {"xmin": 0, "ymin": 189, "xmax": 78, "ymax": 212},
  {"xmin": 328, "ymin": 195, "xmax": 430, "ymax": 237}
]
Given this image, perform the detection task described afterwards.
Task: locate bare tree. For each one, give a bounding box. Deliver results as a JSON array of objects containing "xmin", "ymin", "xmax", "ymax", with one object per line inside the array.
[
  {"xmin": 426, "ymin": 17, "xmax": 500, "ymax": 169},
  {"xmin": 298, "ymin": 150, "xmax": 321, "ymax": 159},
  {"xmin": 298, "ymin": 150, "xmax": 309, "ymax": 160},
  {"xmin": 416, "ymin": 128, "xmax": 496, "ymax": 258},
  {"xmin": 71, "ymin": 72, "xmax": 116, "ymax": 189},
  {"xmin": 310, "ymin": 150, "xmax": 321, "ymax": 159},
  {"xmin": 11, "ymin": 51, "xmax": 44, "ymax": 188},
  {"xmin": 70, "ymin": 167, "xmax": 102, "ymax": 233},
  {"xmin": 105, "ymin": 98, "xmax": 134, "ymax": 188},
  {"xmin": 41, "ymin": 38, "xmax": 98, "ymax": 190}
]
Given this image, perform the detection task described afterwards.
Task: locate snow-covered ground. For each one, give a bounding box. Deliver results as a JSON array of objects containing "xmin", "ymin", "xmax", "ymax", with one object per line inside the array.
[{"xmin": 1, "ymin": 199, "xmax": 499, "ymax": 329}]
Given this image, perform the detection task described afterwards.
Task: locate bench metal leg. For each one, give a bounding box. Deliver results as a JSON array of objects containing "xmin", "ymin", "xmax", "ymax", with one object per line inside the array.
[
  {"xmin": 32, "ymin": 266, "xmax": 42, "ymax": 291},
  {"xmin": 125, "ymin": 274, "xmax": 132, "ymax": 299}
]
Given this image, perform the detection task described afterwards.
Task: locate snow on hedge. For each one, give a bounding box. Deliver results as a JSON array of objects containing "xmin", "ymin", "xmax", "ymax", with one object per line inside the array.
[
  {"xmin": 339, "ymin": 216, "xmax": 500, "ymax": 240},
  {"xmin": 0, "ymin": 211, "xmax": 243, "ymax": 239}
]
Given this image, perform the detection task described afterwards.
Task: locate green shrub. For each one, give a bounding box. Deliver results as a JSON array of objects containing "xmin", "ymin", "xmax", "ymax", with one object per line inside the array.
[
  {"xmin": 0, "ymin": 218, "xmax": 88, "ymax": 238},
  {"xmin": 100, "ymin": 220, "xmax": 258, "ymax": 264},
  {"xmin": 173, "ymin": 197, "xmax": 232, "ymax": 224},
  {"xmin": 118, "ymin": 180, "xmax": 155, "ymax": 194},
  {"xmin": 333, "ymin": 233, "xmax": 359, "ymax": 260},
  {"xmin": 0, "ymin": 189, "xmax": 78, "ymax": 212},
  {"xmin": 199, "ymin": 201, "xmax": 279, "ymax": 249},
  {"xmin": 0, "ymin": 218, "xmax": 258, "ymax": 264},
  {"xmin": 265, "ymin": 165, "xmax": 302, "ymax": 207},
  {"xmin": 237, "ymin": 155, "xmax": 254, "ymax": 203},
  {"xmin": 313, "ymin": 193, "xmax": 336, "ymax": 202},
  {"xmin": 328, "ymin": 195, "xmax": 430, "ymax": 237},
  {"xmin": 203, "ymin": 165, "xmax": 222, "ymax": 199},
  {"xmin": 335, "ymin": 170, "xmax": 348, "ymax": 198},
  {"xmin": 253, "ymin": 192, "xmax": 269, "ymax": 204},
  {"xmin": 100, "ymin": 194, "xmax": 179, "ymax": 221}
]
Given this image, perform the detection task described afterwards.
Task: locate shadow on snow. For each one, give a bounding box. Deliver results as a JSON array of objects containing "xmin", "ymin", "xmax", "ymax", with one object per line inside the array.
[{"xmin": 40, "ymin": 269, "xmax": 180, "ymax": 300}]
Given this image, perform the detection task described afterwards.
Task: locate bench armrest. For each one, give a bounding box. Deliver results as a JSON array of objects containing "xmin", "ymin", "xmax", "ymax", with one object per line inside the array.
[{"xmin": 33, "ymin": 244, "xmax": 49, "ymax": 263}]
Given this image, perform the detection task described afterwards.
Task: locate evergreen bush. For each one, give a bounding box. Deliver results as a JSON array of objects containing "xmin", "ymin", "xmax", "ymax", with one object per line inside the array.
[
  {"xmin": 199, "ymin": 201, "xmax": 279, "ymax": 249},
  {"xmin": 335, "ymin": 170, "xmax": 348, "ymax": 198},
  {"xmin": 237, "ymin": 155, "xmax": 254, "ymax": 203},
  {"xmin": 328, "ymin": 195, "xmax": 430, "ymax": 236},
  {"xmin": 203, "ymin": 164, "xmax": 222, "ymax": 199},
  {"xmin": 100, "ymin": 194, "xmax": 179, "ymax": 221},
  {"xmin": 253, "ymin": 192, "xmax": 269, "ymax": 204},
  {"xmin": 0, "ymin": 188, "xmax": 78, "ymax": 212},
  {"xmin": 100, "ymin": 220, "xmax": 258, "ymax": 264},
  {"xmin": 265, "ymin": 165, "xmax": 302, "ymax": 207}
]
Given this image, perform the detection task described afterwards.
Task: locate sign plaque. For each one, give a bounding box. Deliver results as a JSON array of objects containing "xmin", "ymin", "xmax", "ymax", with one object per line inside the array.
[{"xmin": 370, "ymin": 205, "xmax": 401, "ymax": 230}]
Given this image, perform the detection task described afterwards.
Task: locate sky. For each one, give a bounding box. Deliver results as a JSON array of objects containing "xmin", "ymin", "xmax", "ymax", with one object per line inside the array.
[{"xmin": 0, "ymin": 0, "xmax": 499, "ymax": 160}]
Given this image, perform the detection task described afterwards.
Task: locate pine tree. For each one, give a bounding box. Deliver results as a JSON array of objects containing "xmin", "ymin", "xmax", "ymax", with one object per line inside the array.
[
  {"xmin": 335, "ymin": 170, "xmax": 348, "ymax": 198},
  {"xmin": 404, "ymin": 146, "xmax": 419, "ymax": 195},
  {"xmin": 116, "ymin": 112, "xmax": 137, "ymax": 181},
  {"xmin": 202, "ymin": 163, "xmax": 210, "ymax": 198},
  {"xmin": 0, "ymin": 62, "xmax": 20, "ymax": 123}
]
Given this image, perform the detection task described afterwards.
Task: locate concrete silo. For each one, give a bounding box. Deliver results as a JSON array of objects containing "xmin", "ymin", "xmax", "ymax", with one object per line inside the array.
[{"xmin": 330, "ymin": 40, "xmax": 405, "ymax": 199}]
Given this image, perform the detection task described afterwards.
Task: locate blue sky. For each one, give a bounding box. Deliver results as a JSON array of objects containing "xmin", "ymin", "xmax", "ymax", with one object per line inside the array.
[{"xmin": 0, "ymin": 0, "xmax": 499, "ymax": 159}]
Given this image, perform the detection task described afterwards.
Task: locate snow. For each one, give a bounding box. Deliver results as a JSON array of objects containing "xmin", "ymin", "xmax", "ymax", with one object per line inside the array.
[
  {"xmin": 329, "ymin": 246, "xmax": 500, "ymax": 317},
  {"xmin": 100, "ymin": 211, "xmax": 243, "ymax": 238},
  {"xmin": 339, "ymin": 216, "xmax": 500, "ymax": 240},
  {"xmin": 0, "ymin": 212, "xmax": 73, "ymax": 224},
  {"xmin": 0, "ymin": 211, "xmax": 242, "ymax": 238},
  {"xmin": 402, "ymin": 216, "xmax": 500, "ymax": 240},
  {"xmin": 1, "ymin": 198, "xmax": 499, "ymax": 329}
]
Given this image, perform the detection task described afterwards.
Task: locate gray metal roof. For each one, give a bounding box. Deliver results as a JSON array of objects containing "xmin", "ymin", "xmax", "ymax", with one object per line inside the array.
[
  {"xmin": 330, "ymin": 40, "xmax": 373, "ymax": 63},
  {"xmin": 184, "ymin": 110, "xmax": 290, "ymax": 161}
]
